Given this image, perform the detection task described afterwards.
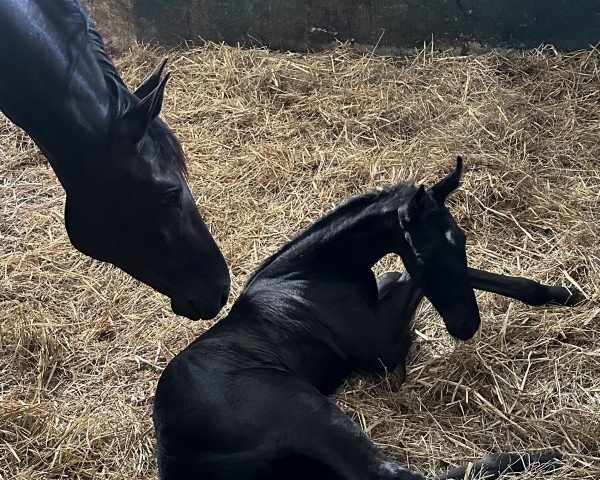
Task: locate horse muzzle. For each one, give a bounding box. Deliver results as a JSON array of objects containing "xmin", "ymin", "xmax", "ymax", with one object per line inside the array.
[{"xmin": 171, "ymin": 284, "xmax": 229, "ymax": 320}]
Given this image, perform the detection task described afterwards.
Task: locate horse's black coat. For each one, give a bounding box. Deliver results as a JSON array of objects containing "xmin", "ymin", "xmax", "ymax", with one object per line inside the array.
[
  {"xmin": 154, "ymin": 159, "xmax": 579, "ymax": 479},
  {"xmin": 0, "ymin": 0, "xmax": 230, "ymax": 319}
]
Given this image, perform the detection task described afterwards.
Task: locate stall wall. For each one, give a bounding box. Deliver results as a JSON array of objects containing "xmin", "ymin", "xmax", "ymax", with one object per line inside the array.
[{"xmin": 131, "ymin": 0, "xmax": 599, "ymax": 51}]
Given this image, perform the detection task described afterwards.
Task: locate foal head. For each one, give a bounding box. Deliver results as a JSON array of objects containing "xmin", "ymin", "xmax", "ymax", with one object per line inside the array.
[
  {"xmin": 398, "ymin": 157, "xmax": 480, "ymax": 340},
  {"xmin": 64, "ymin": 61, "xmax": 230, "ymax": 320}
]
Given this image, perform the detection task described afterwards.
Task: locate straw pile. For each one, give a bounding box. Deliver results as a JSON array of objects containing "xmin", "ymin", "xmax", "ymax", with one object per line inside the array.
[{"xmin": 1, "ymin": 43, "xmax": 598, "ymax": 479}]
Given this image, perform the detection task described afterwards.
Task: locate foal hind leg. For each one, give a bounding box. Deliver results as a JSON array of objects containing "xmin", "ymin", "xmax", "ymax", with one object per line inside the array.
[
  {"xmin": 432, "ymin": 451, "xmax": 563, "ymax": 480},
  {"xmin": 246, "ymin": 370, "xmax": 426, "ymax": 480}
]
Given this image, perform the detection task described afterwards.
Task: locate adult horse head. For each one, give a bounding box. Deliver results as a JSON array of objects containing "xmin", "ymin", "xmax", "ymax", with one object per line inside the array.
[
  {"xmin": 0, "ymin": 1, "xmax": 230, "ymax": 319},
  {"xmin": 63, "ymin": 64, "xmax": 231, "ymax": 320},
  {"xmin": 397, "ymin": 157, "xmax": 480, "ymax": 340}
]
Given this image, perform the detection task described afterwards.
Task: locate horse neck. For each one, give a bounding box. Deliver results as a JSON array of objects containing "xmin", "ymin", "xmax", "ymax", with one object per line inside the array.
[
  {"xmin": 0, "ymin": 0, "xmax": 129, "ymax": 189},
  {"xmin": 317, "ymin": 211, "xmax": 408, "ymax": 268},
  {"xmin": 250, "ymin": 185, "xmax": 418, "ymax": 283}
]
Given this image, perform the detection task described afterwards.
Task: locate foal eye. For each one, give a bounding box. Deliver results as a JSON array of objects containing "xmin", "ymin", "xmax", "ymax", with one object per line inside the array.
[
  {"xmin": 415, "ymin": 253, "xmax": 427, "ymax": 265},
  {"xmin": 162, "ymin": 191, "xmax": 181, "ymax": 207}
]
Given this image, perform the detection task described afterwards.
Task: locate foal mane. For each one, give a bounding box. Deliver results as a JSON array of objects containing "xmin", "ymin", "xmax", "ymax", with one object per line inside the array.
[{"xmin": 246, "ymin": 181, "xmax": 417, "ymax": 286}]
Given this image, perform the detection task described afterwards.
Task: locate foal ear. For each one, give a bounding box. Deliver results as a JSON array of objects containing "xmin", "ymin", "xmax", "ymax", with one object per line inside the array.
[
  {"xmin": 118, "ymin": 72, "xmax": 170, "ymax": 145},
  {"xmin": 133, "ymin": 58, "xmax": 168, "ymax": 100},
  {"xmin": 398, "ymin": 185, "xmax": 427, "ymax": 225},
  {"xmin": 430, "ymin": 156, "xmax": 463, "ymax": 203}
]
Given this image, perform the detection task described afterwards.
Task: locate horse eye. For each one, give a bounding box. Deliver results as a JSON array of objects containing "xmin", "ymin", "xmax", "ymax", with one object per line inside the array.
[{"xmin": 163, "ymin": 190, "xmax": 181, "ymax": 207}]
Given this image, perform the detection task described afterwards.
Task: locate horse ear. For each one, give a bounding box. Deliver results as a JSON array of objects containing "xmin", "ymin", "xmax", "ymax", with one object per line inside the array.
[
  {"xmin": 133, "ymin": 58, "xmax": 168, "ymax": 99},
  {"xmin": 398, "ymin": 185, "xmax": 427, "ymax": 225},
  {"xmin": 118, "ymin": 72, "xmax": 170, "ymax": 145},
  {"xmin": 430, "ymin": 156, "xmax": 463, "ymax": 203}
]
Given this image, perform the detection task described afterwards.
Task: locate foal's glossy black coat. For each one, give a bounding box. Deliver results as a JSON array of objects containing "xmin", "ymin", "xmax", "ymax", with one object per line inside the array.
[
  {"xmin": 154, "ymin": 159, "xmax": 579, "ymax": 479},
  {"xmin": 0, "ymin": 0, "xmax": 230, "ymax": 319}
]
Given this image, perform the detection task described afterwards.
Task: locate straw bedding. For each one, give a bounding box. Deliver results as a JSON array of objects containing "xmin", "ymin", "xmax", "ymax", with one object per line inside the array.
[{"xmin": 1, "ymin": 43, "xmax": 598, "ymax": 479}]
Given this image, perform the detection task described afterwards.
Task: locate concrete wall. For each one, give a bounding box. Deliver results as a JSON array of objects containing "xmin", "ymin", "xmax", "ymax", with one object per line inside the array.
[
  {"xmin": 131, "ymin": 0, "xmax": 600, "ymax": 51},
  {"xmin": 82, "ymin": 0, "xmax": 136, "ymax": 53}
]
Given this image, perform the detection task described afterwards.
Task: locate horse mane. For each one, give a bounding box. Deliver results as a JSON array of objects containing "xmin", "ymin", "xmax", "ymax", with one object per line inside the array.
[
  {"xmin": 69, "ymin": 2, "xmax": 187, "ymax": 175},
  {"xmin": 67, "ymin": 3, "xmax": 126, "ymax": 96},
  {"xmin": 245, "ymin": 181, "xmax": 417, "ymax": 286}
]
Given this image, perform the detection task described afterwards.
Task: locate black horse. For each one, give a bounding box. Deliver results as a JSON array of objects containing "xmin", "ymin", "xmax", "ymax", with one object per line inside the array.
[
  {"xmin": 0, "ymin": 0, "xmax": 230, "ymax": 319},
  {"xmin": 154, "ymin": 158, "xmax": 580, "ymax": 480}
]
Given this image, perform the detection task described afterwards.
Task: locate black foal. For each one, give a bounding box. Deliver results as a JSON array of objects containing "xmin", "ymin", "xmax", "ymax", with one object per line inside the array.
[{"xmin": 154, "ymin": 158, "xmax": 580, "ymax": 480}]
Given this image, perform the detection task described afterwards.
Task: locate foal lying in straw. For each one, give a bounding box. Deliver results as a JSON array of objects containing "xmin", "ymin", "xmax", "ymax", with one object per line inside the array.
[{"xmin": 154, "ymin": 158, "xmax": 580, "ymax": 480}]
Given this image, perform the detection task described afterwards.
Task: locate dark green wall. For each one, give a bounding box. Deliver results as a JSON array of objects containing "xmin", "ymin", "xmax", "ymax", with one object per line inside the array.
[{"xmin": 133, "ymin": 0, "xmax": 600, "ymax": 51}]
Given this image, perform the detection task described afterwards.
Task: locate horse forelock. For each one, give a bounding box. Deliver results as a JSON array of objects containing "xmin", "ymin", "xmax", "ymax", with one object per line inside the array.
[{"xmin": 147, "ymin": 120, "xmax": 189, "ymax": 177}]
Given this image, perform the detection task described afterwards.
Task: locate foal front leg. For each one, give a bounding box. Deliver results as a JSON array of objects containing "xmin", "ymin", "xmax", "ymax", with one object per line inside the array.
[
  {"xmin": 467, "ymin": 268, "xmax": 584, "ymax": 306},
  {"xmin": 354, "ymin": 272, "xmax": 423, "ymax": 376},
  {"xmin": 370, "ymin": 267, "xmax": 581, "ymax": 368}
]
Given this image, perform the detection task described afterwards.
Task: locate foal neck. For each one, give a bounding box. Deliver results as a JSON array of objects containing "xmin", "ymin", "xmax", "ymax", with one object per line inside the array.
[{"xmin": 247, "ymin": 182, "xmax": 418, "ymax": 284}]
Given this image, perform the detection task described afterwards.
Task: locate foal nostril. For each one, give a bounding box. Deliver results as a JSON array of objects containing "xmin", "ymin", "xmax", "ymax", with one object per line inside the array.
[{"xmin": 219, "ymin": 284, "xmax": 230, "ymax": 308}]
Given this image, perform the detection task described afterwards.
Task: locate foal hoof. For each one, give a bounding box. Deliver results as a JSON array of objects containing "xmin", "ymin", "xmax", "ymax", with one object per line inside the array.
[
  {"xmin": 564, "ymin": 291, "xmax": 586, "ymax": 306},
  {"xmin": 386, "ymin": 365, "xmax": 406, "ymax": 391},
  {"xmin": 378, "ymin": 461, "xmax": 425, "ymax": 480}
]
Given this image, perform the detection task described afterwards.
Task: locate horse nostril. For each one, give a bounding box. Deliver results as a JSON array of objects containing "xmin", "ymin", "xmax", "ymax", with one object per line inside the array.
[{"xmin": 219, "ymin": 285, "xmax": 230, "ymax": 308}]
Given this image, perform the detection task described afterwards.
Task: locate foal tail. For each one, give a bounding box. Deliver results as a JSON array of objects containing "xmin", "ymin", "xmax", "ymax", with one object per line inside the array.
[{"xmin": 432, "ymin": 451, "xmax": 563, "ymax": 480}]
